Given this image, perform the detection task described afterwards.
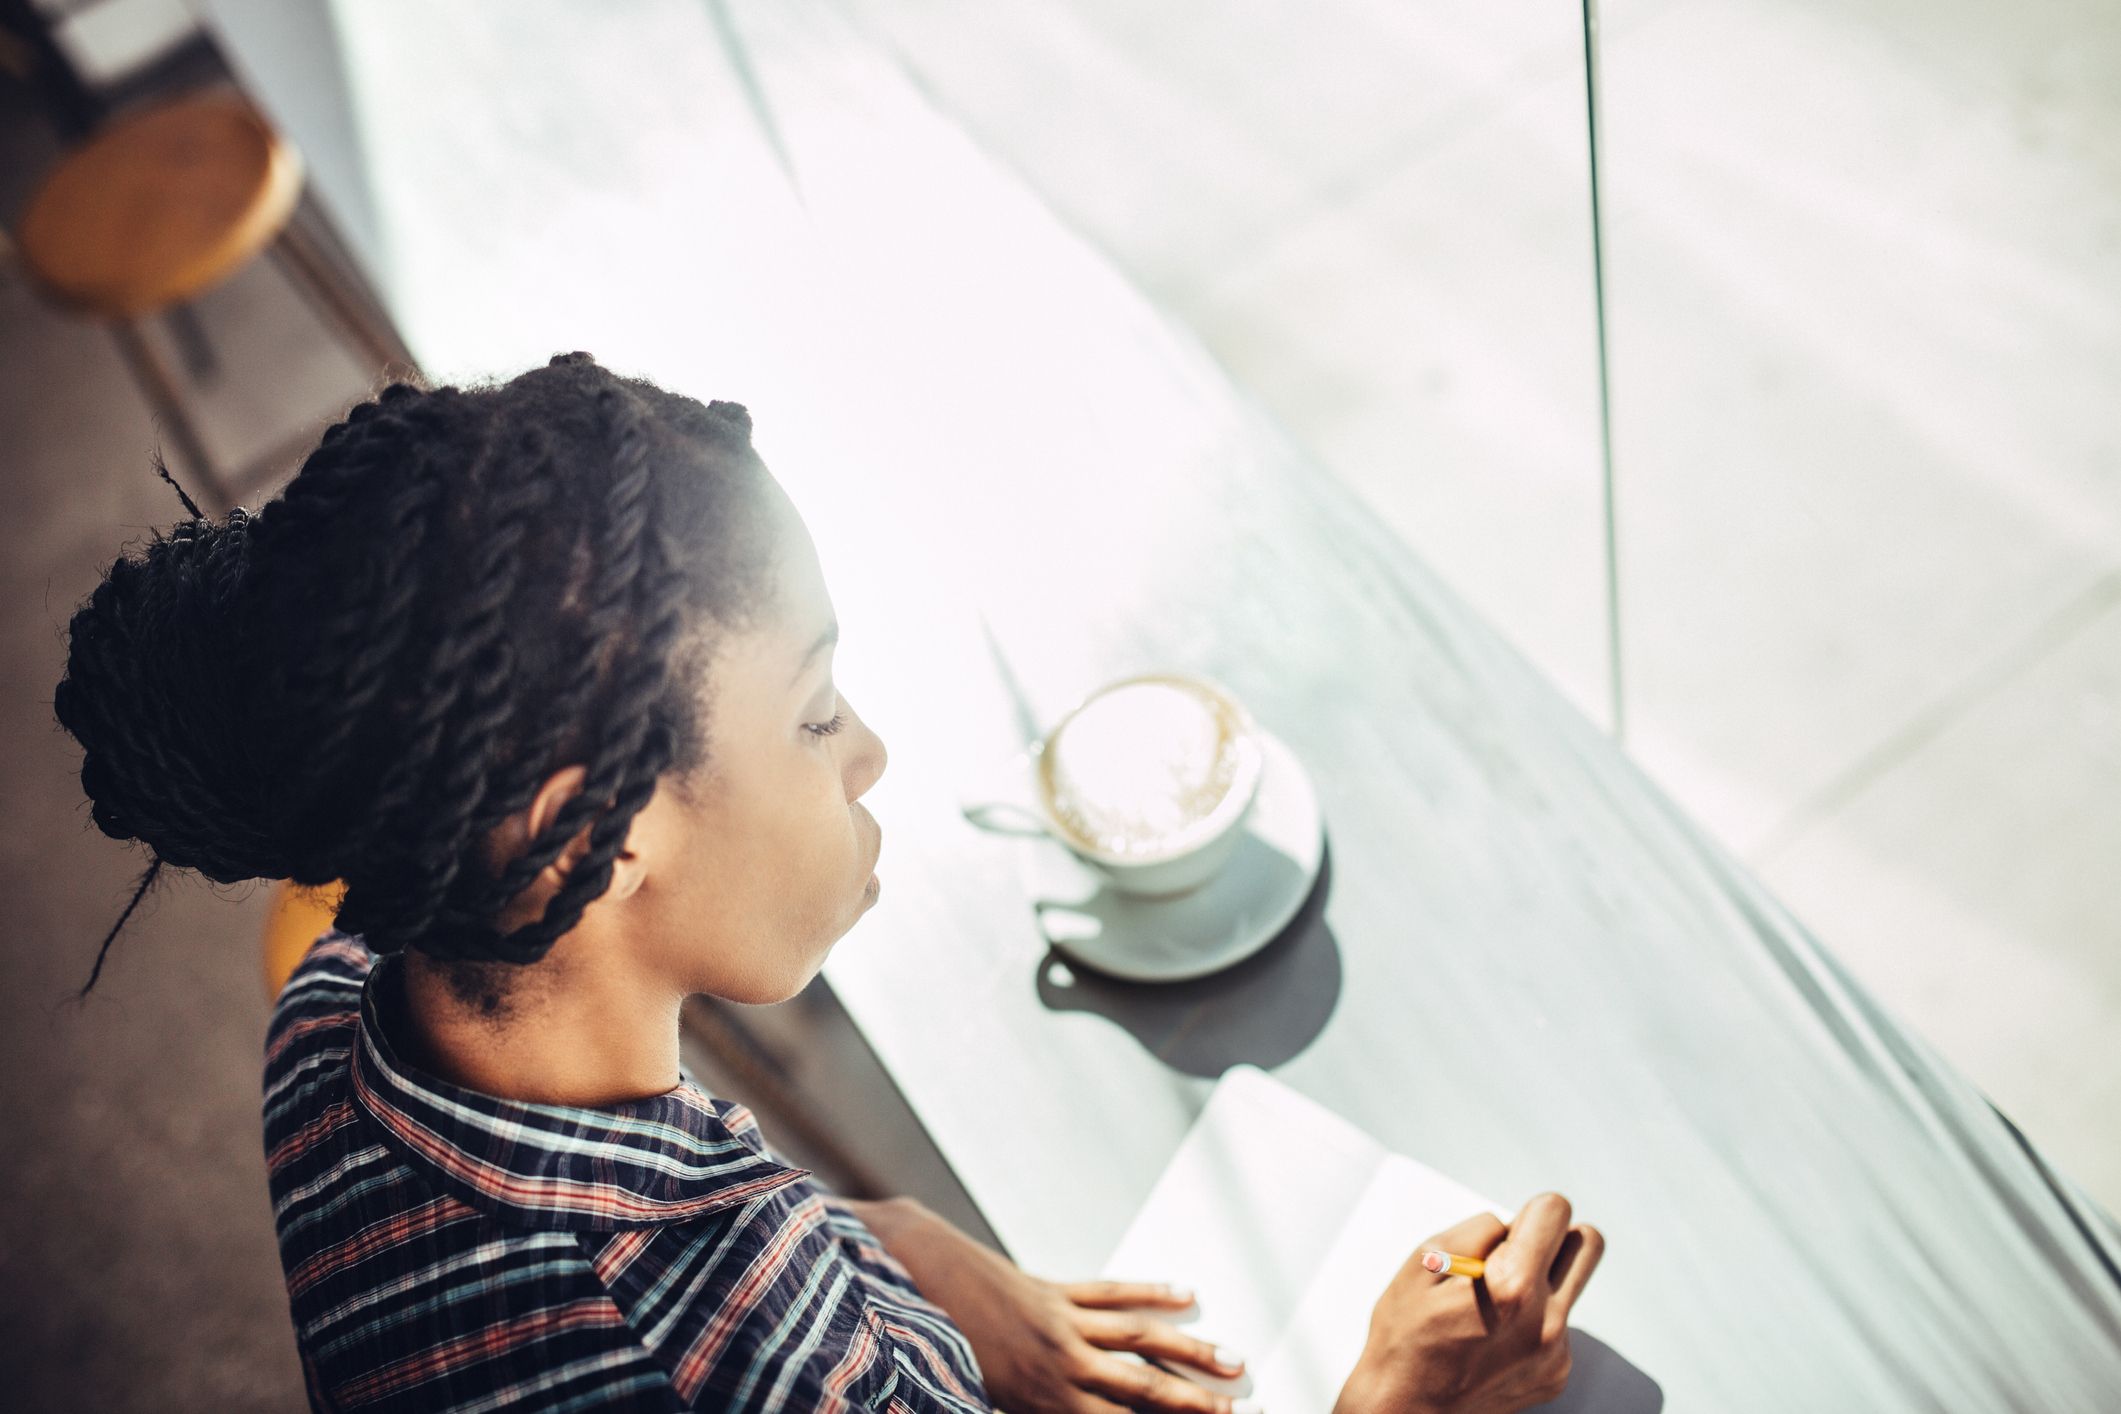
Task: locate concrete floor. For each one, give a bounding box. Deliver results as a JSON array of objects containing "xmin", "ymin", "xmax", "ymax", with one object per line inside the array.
[
  {"xmin": 2, "ymin": 2, "xmax": 2116, "ymax": 1409},
  {"xmin": 0, "ymin": 169, "xmax": 327, "ymax": 1414}
]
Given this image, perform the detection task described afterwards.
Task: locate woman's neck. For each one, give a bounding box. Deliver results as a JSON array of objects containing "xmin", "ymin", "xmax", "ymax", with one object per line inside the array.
[{"xmin": 392, "ymin": 949, "xmax": 687, "ymax": 1108}]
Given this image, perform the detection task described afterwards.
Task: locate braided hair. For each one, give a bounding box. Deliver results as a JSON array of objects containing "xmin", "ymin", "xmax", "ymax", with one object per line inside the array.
[{"xmin": 54, "ymin": 352, "xmax": 777, "ymax": 1003}]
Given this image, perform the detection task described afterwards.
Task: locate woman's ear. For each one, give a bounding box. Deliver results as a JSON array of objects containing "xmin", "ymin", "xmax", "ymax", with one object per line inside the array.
[
  {"xmin": 487, "ymin": 765, "xmax": 597, "ymax": 899},
  {"xmin": 486, "ymin": 764, "xmax": 651, "ymax": 930},
  {"xmin": 523, "ymin": 764, "xmax": 651, "ymax": 902},
  {"xmin": 522, "ymin": 764, "xmax": 591, "ymax": 858}
]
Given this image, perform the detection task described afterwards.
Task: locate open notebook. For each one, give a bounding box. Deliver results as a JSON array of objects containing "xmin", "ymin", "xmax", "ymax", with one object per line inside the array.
[{"xmin": 1101, "ymin": 1065, "xmax": 1660, "ymax": 1412}]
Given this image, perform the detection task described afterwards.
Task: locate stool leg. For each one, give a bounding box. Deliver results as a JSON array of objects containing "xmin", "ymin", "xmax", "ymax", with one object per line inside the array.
[
  {"xmin": 109, "ymin": 318, "xmax": 235, "ymax": 515},
  {"xmin": 166, "ymin": 303, "xmax": 221, "ymax": 384},
  {"xmin": 270, "ymin": 220, "xmax": 415, "ymax": 381}
]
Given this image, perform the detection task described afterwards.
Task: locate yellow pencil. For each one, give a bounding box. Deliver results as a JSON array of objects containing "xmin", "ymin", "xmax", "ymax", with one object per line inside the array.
[{"xmin": 1420, "ymin": 1249, "xmax": 1486, "ymax": 1280}]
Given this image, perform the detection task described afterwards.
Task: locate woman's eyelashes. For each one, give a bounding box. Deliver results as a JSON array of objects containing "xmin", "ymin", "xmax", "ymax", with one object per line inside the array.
[{"xmin": 805, "ymin": 690, "xmax": 846, "ymax": 738}]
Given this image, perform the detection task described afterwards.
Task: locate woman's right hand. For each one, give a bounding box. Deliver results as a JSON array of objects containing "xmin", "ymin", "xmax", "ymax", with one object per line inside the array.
[{"xmin": 1333, "ymin": 1193, "xmax": 1604, "ymax": 1414}]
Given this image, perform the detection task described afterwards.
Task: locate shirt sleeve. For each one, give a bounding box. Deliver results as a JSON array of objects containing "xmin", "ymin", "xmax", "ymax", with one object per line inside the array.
[
  {"xmin": 814, "ymin": 1195, "xmax": 998, "ymax": 1412},
  {"xmin": 817, "ymin": 1195, "xmax": 924, "ymax": 1290}
]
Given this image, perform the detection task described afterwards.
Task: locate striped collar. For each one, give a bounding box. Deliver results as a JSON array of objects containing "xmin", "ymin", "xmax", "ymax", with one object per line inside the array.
[{"xmin": 349, "ymin": 949, "xmax": 811, "ymax": 1232}]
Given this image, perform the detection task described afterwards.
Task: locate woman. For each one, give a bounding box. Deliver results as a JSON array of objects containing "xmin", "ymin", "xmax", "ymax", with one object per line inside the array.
[{"xmin": 55, "ymin": 354, "xmax": 1598, "ymax": 1412}]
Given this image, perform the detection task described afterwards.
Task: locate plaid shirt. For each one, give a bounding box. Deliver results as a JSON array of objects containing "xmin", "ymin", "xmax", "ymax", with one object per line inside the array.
[{"xmin": 262, "ymin": 932, "xmax": 993, "ymax": 1412}]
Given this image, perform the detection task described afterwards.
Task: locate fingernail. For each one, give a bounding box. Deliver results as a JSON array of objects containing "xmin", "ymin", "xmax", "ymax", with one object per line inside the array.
[
  {"xmin": 1232, "ymin": 1399, "xmax": 1265, "ymax": 1414},
  {"xmin": 1167, "ymin": 1284, "xmax": 1194, "ymax": 1303},
  {"xmin": 1215, "ymin": 1346, "xmax": 1246, "ymax": 1371}
]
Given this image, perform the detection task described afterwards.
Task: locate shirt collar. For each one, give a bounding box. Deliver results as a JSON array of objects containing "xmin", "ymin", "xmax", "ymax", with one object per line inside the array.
[{"xmin": 350, "ymin": 950, "xmax": 811, "ymax": 1231}]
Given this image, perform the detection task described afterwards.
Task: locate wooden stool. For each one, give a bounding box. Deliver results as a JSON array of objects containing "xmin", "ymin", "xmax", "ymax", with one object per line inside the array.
[{"xmin": 13, "ymin": 89, "xmax": 411, "ymax": 511}]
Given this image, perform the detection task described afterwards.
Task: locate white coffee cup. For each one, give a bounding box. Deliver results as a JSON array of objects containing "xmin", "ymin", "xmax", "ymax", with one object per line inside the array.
[{"xmin": 961, "ymin": 671, "xmax": 1265, "ymax": 898}]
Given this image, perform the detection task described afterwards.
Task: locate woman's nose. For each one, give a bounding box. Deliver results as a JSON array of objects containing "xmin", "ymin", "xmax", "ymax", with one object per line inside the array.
[{"xmin": 843, "ymin": 699, "xmax": 887, "ymax": 801}]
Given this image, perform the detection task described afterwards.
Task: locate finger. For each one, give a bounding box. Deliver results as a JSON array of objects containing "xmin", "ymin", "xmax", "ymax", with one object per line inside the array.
[
  {"xmin": 1059, "ymin": 1279, "xmax": 1196, "ymax": 1311},
  {"xmin": 1078, "ymin": 1350, "xmax": 1239, "ymax": 1413},
  {"xmin": 1423, "ymin": 1209, "xmax": 1512, "ymax": 1259},
  {"xmin": 1075, "ymin": 1309, "xmax": 1245, "ymax": 1379},
  {"xmin": 1488, "ymin": 1192, "xmax": 1572, "ymax": 1298},
  {"xmin": 1399, "ymin": 1209, "xmax": 1509, "ymax": 1285},
  {"xmin": 1062, "ymin": 1392, "xmax": 1133, "ymax": 1414},
  {"xmin": 1549, "ymin": 1223, "xmax": 1606, "ymax": 1318}
]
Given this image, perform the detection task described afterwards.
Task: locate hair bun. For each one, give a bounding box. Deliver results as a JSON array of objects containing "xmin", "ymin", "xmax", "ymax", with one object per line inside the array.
[{"xmin": 55, "ymin": 509, "xmax": 294, "ymax": 884}]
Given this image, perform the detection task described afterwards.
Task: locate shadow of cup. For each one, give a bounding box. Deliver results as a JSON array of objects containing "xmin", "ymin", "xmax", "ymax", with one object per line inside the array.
[{"xmin": 1033, "ymin": 837, "xmax": 1343, "ymax": 1076}]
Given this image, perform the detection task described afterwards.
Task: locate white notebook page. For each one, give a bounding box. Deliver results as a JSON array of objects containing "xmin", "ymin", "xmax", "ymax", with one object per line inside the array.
[
  {"xmin": 1101, "ymin": 1065, "xmax": 1660, "ymax": 1413},
  {"xmin": 1094, "ymin": 1066, "xmax": 1382, "ymax": 1370}
]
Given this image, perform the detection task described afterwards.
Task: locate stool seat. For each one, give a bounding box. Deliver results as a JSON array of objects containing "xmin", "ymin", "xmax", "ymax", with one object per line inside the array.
[{"xmin": 17, "ymin": 91, "xmax": 303, "ymax": 318}]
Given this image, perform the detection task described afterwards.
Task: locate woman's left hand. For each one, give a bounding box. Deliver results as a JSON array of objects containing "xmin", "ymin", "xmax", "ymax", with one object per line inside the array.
[{"xmin": 855, "ymin": 1197, "xmax": 1253, "ymax": 1413}]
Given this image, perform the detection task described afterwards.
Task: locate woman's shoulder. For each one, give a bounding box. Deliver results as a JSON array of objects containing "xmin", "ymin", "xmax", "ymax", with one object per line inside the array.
[
  {"xmin": 265, "ymin": 928, "xmax": 373, "ymax": 1051},
  {"xmin": 281, "ymin": 925, "xmax": 376, "ymax": 989},
  {"xmin": 261, "ymin": 929, "xmax": 372, "ymax": 1185}
]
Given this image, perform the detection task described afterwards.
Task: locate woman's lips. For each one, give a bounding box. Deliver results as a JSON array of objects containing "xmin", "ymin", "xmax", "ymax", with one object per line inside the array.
[{"xmin": 859, "ymin": 815, "xmax": 883, "ymax": 904}]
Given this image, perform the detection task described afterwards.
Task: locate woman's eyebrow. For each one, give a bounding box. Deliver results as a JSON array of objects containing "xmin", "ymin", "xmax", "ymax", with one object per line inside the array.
[{"xmin": 788, "ymin": 620, "xmax": 839, "ymax": 688}]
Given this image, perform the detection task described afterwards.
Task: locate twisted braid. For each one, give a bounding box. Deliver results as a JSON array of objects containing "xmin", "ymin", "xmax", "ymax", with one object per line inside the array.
[
  {"xmin": 332, "ymin": 414, "xmax": 561, "ymax": 958},
  {"xmin": 258, "ymin": 394, "xmax": 455, "ymax": 882},
  {"xmin": 55, "ymin": 352, "xmax": 776, "ymax": 991},
  {"xmin": 488, "ymin": 385, "xmax": 696, "ymax": 962},
  {"xmin": 480, "ymin": 385, "xmax": 662, "ymax": 920}
]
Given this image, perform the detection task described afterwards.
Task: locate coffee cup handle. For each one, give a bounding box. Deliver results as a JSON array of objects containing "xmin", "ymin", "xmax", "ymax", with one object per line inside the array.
[
  {"xmin": 960, "ymin": 800, "xmax": 1052, "ymax": 838},
  {"xmin": 958, "ymin": 748, "xmax": 1055, "ymax": 840}
]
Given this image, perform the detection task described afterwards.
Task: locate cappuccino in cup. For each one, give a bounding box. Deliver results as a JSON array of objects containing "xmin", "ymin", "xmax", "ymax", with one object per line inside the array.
[
  {"xmin": 961, "ymin": 670, "xmax": 1265, "ymax": 898},
  {"xmin": 1037, "ymin": 674, "xmax": 1254, "ymax": 862}
]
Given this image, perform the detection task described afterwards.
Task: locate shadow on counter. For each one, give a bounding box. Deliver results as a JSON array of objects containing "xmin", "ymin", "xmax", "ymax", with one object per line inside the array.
[{"xmin": 1034, "ymin": 838, "xmax": 1341, "ymax": 1076}]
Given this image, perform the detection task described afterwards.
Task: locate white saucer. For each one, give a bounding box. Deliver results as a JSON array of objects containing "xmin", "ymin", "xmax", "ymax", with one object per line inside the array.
[{"xmin": 1020, "ymin": 728, "xmax": 1325, "ymax": 983}]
